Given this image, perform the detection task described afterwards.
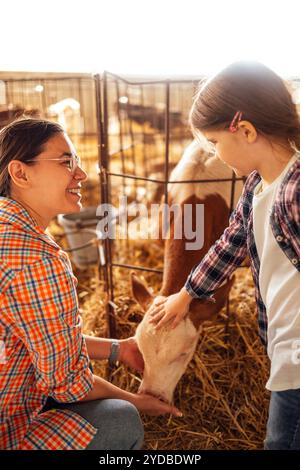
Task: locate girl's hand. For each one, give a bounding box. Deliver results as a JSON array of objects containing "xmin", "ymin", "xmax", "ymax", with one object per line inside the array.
[
  {"xmin": 132, "ymin": 393, "xmax": 183, "ymax": 417},
  {"xmin": 118, "ymin": 337, "xmax": 144, "ymax": 373},
  {"xmin": 148, "ymin": 288, "xmax": 192, "ymax": 330}
]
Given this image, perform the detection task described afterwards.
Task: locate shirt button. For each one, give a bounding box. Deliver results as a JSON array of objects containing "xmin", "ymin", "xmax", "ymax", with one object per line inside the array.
[
  {"xmin": 276, "ymin": 235, "xmax": 283, "ymax": 242},
  {"xmin": 292, "ymin": 258, "xmax": 298, "ymax": 265}
]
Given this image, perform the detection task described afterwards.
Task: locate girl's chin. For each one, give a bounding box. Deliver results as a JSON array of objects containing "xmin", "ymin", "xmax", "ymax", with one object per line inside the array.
[{"xmin": 232, "ymin": 167, "xmax": 244, "ymax": 177}]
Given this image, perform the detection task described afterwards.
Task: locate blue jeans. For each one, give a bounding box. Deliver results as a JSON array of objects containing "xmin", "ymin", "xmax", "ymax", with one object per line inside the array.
[
  {"xmin": 264, "ymin": 388, "xmax": 300, "ymax": 450},
  {"xmin": 42, "ymin": 397, "xmax": 144, "ymax": 450}
]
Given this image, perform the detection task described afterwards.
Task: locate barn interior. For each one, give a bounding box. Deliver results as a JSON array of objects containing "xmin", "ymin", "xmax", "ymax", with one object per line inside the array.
[{"xmin": 1, "ymin": 71, "xmax": 300, "ymax": 449}]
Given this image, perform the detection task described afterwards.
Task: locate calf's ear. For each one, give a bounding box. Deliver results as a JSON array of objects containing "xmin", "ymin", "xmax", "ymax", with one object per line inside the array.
[
  {"xmin": 188, "ymin": 275, "xmax": 235, "ymax": 329},
  {"xmin": 131, "ymin": 273, "xmax": 154, "ymax": 311}
]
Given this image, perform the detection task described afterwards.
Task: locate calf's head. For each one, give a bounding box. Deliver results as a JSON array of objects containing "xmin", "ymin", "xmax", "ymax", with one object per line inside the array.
[{"xmin": 132, "ymin": 274, "xmax": 235, "ymax": 404}]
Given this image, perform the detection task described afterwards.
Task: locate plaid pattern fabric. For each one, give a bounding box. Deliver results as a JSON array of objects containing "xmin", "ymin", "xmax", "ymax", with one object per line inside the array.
[
  {"xmin": 185, "ymin": 157, "xmax": 300, "ymax": 346},
  {"xmin": 0, "ymin": 197, "xmax": 97, "ymax": 450}
]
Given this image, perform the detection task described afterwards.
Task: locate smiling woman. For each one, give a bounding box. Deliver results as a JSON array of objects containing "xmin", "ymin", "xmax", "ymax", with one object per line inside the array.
[
  {"xmin": 0, "ymin": 121, "xmax": 87, "ymax": 228},
  {"xmin": 0, "ymin": 118, "xmax": 181, "ymax": 450}
]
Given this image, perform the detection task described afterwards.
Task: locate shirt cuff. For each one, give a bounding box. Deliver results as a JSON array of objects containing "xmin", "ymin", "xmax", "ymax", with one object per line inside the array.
[
  {"xmin": 51, "ymin": 365, "xmax": 94, "ymax": 403},
  {"xmin": 184, "ymin": 279, "xmax": 216, "ymax": 303}
]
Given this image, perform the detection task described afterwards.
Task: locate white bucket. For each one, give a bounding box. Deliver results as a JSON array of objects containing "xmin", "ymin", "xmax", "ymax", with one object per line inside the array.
[{"xmin": 58, "ymin": 207, "xmax": 101, "ymax": 269}]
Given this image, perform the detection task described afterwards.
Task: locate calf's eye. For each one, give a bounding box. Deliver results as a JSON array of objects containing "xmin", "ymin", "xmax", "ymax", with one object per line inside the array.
[{"xmin": 168, "ymin": 352, "xmax": 188, "ymax": 365}]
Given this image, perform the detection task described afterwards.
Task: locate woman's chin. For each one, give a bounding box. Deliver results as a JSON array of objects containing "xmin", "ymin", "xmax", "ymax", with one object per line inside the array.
[
  {"xmin": 64, "ymin": 193, "xmax": 83, "ymax": 213},
  {"xmin": 60, "ymin": 200, "xmax": 82, "ymax": 215},
  {"xmin": 67, "ymin": 202, "xmax": 82, "ymax": 213}
]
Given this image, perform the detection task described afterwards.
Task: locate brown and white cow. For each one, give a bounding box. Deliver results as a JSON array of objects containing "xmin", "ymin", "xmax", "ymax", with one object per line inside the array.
[{"xmin": 131, "ymin": 139, "xmax": 243, "ymax": 404}]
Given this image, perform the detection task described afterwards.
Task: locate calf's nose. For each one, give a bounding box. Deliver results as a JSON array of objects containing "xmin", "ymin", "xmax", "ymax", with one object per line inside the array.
[{"xmin": 138, "ymin": 383, "xmax": 170, "ymax": 404}]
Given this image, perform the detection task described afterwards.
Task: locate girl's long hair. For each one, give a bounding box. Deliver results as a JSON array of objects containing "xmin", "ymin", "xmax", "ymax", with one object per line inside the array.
[{"xmin": 190, "ymin": 61, "xmax": 300, "ymax": 149}]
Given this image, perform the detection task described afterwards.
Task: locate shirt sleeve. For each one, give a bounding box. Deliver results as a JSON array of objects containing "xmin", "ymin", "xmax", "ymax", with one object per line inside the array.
[
  {"xmin": 185, "ymin": 186, "xmax": 248, "ymax": 300},
  {"xmin": 285, "ymin": 167, "xmax": 300, "ymax": 258},
  {"xmin": 7, "ymin": 256, "xmax": 94, "ymax": 402}
]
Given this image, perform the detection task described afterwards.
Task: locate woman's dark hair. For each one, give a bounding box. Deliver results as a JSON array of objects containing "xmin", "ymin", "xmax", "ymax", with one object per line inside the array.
[
  {"xmin": 0, "ymin": 118, "xmax": 64, "ymax": 197},
  {"xmin": 190, "ymin": 61, "xmax": 300, "ymax": 149}
]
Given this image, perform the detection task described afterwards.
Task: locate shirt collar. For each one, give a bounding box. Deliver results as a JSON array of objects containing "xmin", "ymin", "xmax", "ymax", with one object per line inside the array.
[{"xmin": 0, "ymin": 196, "xmax": 60, "ymax": 251}]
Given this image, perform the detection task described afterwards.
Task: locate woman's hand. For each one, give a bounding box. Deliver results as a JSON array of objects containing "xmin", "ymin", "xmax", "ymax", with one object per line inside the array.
[
  {"xmin": 148, "ymin": 288, "xmax": 193, "ymax": 330},
  {"xmin": 132, "ymin": 393, "xmax": 183, "ymax": 417},
  {"xmin": 118, "ymin": 337, "xmax": 144, "ymax": 373}
]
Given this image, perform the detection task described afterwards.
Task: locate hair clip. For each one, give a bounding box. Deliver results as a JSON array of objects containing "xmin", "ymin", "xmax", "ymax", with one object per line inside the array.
[{"xmin": 229, "ymin": 111, "xmax": 243, "ymax": 133}]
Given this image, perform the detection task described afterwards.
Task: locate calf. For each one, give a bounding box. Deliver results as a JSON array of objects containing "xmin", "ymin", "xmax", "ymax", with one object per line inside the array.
[
  {"xmin": 131, "ymin": 140, "xmax": 243, "ymax": 403},
  {"xmin": 132, "ymin": 274, "xmax": 235, "ymax": 404}
]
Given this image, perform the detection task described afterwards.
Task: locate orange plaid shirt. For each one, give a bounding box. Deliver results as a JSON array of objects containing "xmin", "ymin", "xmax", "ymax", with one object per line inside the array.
[{"xmin": 0, "ymin": 197, "xmax": 97, "ymax": 449}]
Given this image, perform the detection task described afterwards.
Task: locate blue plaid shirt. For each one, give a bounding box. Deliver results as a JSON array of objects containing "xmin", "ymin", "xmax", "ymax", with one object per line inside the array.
[{"xmin": 185, "ymin": 157, "xmax": 300, "ymax": 346}]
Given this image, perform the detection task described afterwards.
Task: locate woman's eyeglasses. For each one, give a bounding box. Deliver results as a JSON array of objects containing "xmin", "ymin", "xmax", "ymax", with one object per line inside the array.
[{"xmin": 27, "ymin": 154, "xmax": 81, "ymax": 173}]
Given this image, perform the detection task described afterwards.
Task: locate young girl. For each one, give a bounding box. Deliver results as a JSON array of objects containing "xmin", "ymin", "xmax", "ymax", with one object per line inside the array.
[
  {"xmin": 0, "ymin": 118, "xmax": 181, "ymax": 450},
  {"xmin": 150, "ymin": 61, "xmax": 300, "ymax": 450}
]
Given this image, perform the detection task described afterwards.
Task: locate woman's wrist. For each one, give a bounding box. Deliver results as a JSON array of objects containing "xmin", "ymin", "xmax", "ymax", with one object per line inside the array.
[{"xmin": 126, "ymin": 391, "xmax": 143, "ymax": 409}]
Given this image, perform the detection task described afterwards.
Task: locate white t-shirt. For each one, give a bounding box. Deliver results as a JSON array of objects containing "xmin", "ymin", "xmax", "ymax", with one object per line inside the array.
[{"xmin": 253, "ymin": 153, "xmax": 300, "ymax": 391}]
